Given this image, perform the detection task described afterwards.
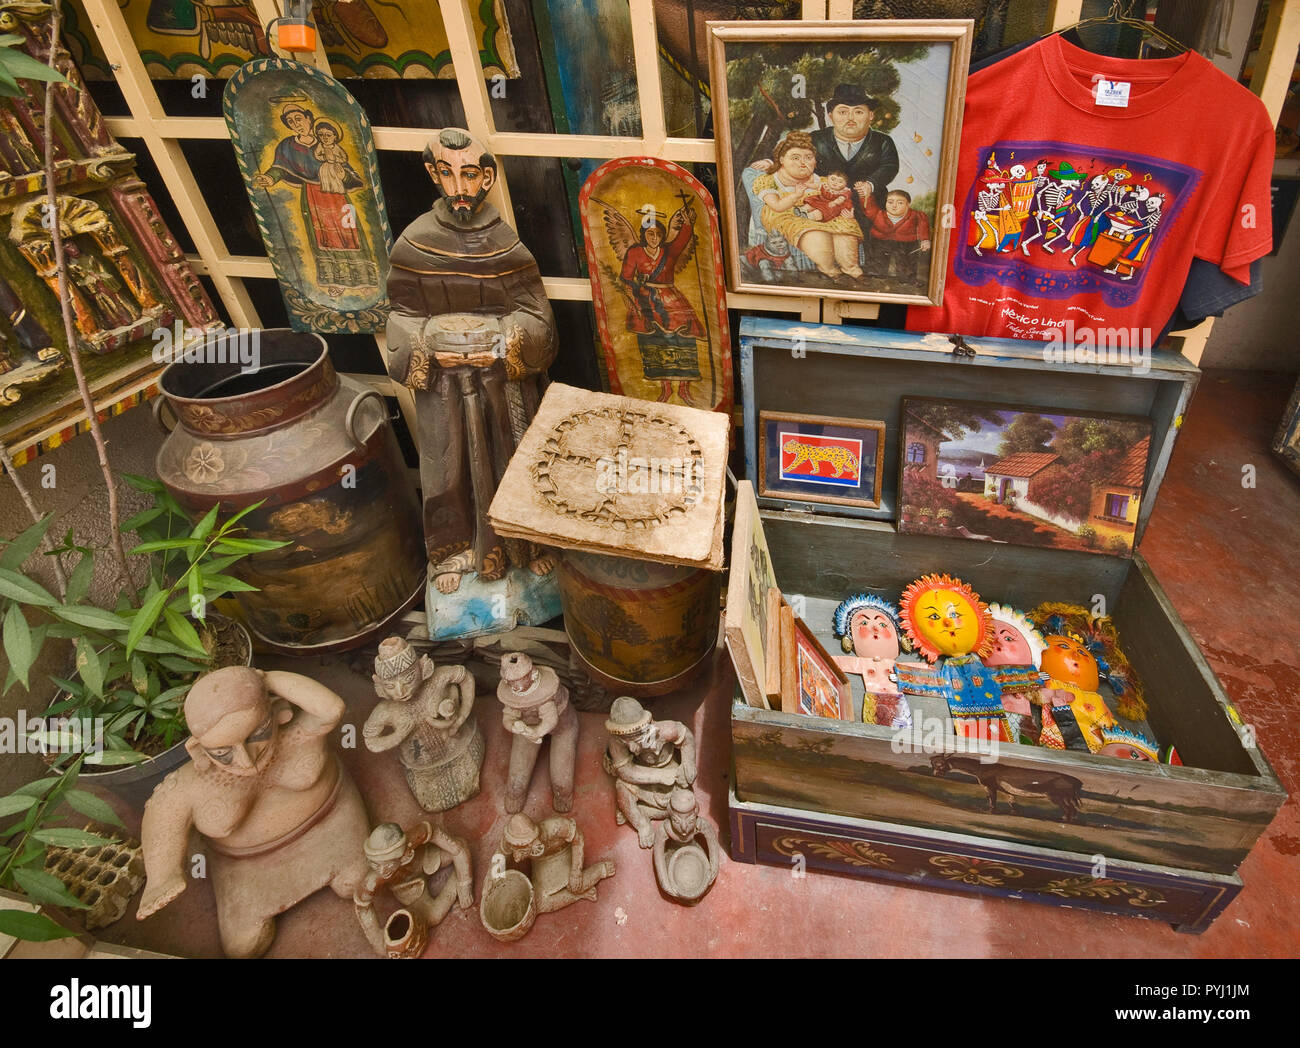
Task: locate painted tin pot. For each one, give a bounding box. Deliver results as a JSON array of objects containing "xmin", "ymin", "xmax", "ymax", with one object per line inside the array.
[
  {"xmin": 556, "ymin": 549, "xmax": 720, "ymax": 698},
  {"xmin": 155, "ymin": 329, "xmax": 425, "ymax": 653}
]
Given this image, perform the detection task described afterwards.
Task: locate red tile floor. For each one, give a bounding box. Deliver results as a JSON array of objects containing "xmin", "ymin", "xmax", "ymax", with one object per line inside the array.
[{"xmin": 95, "ymin": 369, "xmax": 1299, "ymax": 958}]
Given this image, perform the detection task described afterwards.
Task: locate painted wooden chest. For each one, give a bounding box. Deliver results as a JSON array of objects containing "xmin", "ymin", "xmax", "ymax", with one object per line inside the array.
[{"xmin": 726, "ymin": 318, "xmax": 1285, "ymax": 932}]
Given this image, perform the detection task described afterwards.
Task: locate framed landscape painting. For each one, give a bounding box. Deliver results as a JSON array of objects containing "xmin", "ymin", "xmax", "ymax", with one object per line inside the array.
[
  {"xmin": 758, "ymin": 410, "xmax": 885, "ymax": 510},
  {"xmin": 706, "ymin": 19, "xmax": 972, "ymax": 305},
  {"xmin": 898, "ymin": 397, "xmax": 1154, "ymax": 557}
]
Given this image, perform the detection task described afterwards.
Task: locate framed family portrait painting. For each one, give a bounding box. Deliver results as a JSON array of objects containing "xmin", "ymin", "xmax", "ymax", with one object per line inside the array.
[{"xmin": 706, "ymin": 20, "xmax": 972, "ymax": 305}]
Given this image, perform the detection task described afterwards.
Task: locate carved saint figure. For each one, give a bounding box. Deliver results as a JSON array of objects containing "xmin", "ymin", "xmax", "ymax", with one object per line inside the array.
[
  {"xmin": 385, "ymin": 128, "xmax": 557, "ymax": 595},
  {"xmin": 137, "ymin": 667, "xmax": 370, "ymax": 958}
]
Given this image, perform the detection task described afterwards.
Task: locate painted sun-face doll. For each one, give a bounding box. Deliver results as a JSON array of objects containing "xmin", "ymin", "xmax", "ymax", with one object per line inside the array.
[
  {"xmin": 831, "ymin": 593, "xmax": 910, "ymax": 728},
  {"xmin": 895, "ymin": 574, "xmax": 1010, "ymax": 743}
]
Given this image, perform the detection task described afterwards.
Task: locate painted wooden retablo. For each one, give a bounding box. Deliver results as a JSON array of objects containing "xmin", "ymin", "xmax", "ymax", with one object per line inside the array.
[
  {"xmin": 223, "ymin": 57, "xmax": 392, "ymax": 332},
  {"xmin": 0, "ymin": 2, "xmax": 219, "ymax": 452},
  {"xmin": 488, "ymin": 383, "xmax": 727, "ymax": 694},
  {"xmin": 580, "ymin": 157, "xmax": 732, "ymax": 416}
]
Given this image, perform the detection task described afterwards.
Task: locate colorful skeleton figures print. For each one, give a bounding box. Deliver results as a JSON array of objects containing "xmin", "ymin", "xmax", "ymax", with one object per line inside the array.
[
  {"xmin": 957, "ymin": 142, "xmax": 1197, "ymax": 308},
  {"xmin": 894, "ymin": 575, "xmax": 1048, "ymax": 744}
]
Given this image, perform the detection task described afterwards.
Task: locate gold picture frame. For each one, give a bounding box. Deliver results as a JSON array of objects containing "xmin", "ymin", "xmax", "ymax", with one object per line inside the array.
[
  {"xmin": 706, "ymin": 19, "xmax": 972, "ymax": 306},
  {"xmin": 757, "ymin": 410, "xmax": 887, "ymax": 510}
]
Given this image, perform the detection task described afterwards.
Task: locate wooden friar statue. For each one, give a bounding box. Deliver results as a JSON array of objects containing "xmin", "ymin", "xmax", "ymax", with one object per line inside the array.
[{"xmin": 384, "ymin": 127, "xmax": 560, "ymax": 637}]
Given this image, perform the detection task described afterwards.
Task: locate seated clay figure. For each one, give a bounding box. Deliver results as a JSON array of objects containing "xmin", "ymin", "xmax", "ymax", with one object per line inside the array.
[
  {"xmin": 354, "ymin": 820, "xmax": 474, "ymax": 958},
  {"xmin": 603, "ymin": 696, "xmax": 697, "ymax": 848},
  {"xmin": 363, "ymin": 636, "xmax": 484, "ymax": 812},
  {"xmin": 137, "ymin": 666, "xmax": 370, "ymax": 959},
  {"xmin": 497, "ymin": 652, "xmax": 578, "ymax": 813},
  {"xmin": 500, "ymin": 813, "xmax": 614, "ymax": 914},
  {"xmin": 652, "ymin": 788, "xmax": 721, "ymax": 904}
]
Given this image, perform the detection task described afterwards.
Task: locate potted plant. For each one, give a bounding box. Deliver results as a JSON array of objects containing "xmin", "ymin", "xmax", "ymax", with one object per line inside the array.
[
  {"xmin": 916, "ymin": 505, "xmax": 935, "ymax": 533},
  {"xmin": 900, "ymin": 503, "xmax": 916, "ymax": 523},
  {"xmin": 0, "ymin": 479, "xmax": 285, "ymax": 803},
  {"xmin": 935, "ymin": 508, "xmax": 954, "ymax": 530},
  {"xmin": 1077, "ymin": 523, "xmax": 1098, "ymax": 549}
]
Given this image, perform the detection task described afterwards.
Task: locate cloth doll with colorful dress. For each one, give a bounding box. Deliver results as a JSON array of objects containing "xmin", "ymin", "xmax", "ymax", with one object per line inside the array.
[
  {"xmin": 831, "ymin": 592, "xmax": 910, "ymax": 729},
  {"xmin": 894, "ymin": 575, "xmax": 1044, "ymax": 743}
]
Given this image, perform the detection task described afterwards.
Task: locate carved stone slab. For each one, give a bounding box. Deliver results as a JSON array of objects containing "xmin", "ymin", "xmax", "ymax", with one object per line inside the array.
[
  {"xmin": 487, "ymin": 383, "xmax": 727, "ymax": 570},
  {"xmin": 223, "ymin": 57, "xmax": 392, "ymax": 332}
]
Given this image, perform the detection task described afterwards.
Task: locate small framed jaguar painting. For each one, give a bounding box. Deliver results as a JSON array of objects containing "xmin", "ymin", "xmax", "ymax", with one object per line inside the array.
[{"xmin": 758, "ymin": 411, "xmax": 886, "ymax": 510}]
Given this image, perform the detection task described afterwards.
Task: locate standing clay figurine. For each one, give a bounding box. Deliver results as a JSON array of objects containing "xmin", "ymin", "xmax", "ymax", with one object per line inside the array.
[
  {"xmin": 652, "ymin": 788, "xmax": 721, "ymax": 904},
  {"xmin": 385, "ymin": 126, "xmax": 560, "ymax": 639},
  {"xmin": 497, "ymin": 652, "xmax": 578, "ymax": 814},
  {"xmin": 137, "ymin": 667, "xmax": 370, "ymax": 959},
  {"xmin": 603, "ymin": 696, "xmax": 697, "ymax": 848},
  {"xmin": 354, "ymin": 821, "xmax": 474, "ymax": 959},
  {"xmin": 363, "ymin": 637, "xmax": 485, "ymax": 811},
  {"xmin": 831, "ymin": 592, "xmax": 911, "ymax": 729},
  {"xmin": 480, "ymin": 813, "xmax": 615, "ymax": 942}
]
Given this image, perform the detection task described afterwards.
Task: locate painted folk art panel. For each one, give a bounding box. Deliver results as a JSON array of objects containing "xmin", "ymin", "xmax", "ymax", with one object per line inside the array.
[
  {"xmin": 724, "ymin": 479, "xmax": 778, "ymax": 711},
  {"xmin": 580, "ymin": 157, "xmax": 732, "ymax": 416},
  {"xmin": 758, "ymin": 410, "xmax": 885, "ymax": 510},
  {"xmin": 898, "ymin": 397, "xmax": 1153, "ymax": 557},
  {"xmin": 224, "ymin": 57, "xmax": 392, "ymax": 332},
  {"xmin": 0, "ymin": 1, "xmax": 219, "ymax": 454},
  {"xmin": 65, "ymin": 1, "xmax": 520, "ymax": 80}
]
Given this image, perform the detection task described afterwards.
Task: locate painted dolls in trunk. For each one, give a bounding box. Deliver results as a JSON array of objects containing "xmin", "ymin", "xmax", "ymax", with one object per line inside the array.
[
  {"xmin": 894, "ymin": 575, "xmax": 1045, "ymax": 743},
  {"xmin": 983, "ymin": 603, "xmax": 1072, "ymax": 745},
  {"xmin": 831, "ymin": 592, "xmax": 911, "ymax": 729}
]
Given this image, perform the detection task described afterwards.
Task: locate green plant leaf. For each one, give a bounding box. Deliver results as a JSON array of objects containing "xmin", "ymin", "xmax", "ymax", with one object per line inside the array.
[
  {"xmin": 216, "ymin": 499, "xmax": 266, "ymax": 531},
  {"xmin": 0, "ymin": 794, "xmax": 37, "ymax": 818},
  {"xmin": 131, "ymin": 634, "xmax": 203, "ymax": 657},
  {"xmin": 119, "ymin": 506, "xmax": 164, "ymax": 532},
  {"xmin": 157, "ymin": 655, "xmax": 206, "ymax": 674},
  {"xmin": 32, "ymin": 828, "xmax": 116, "ymax": 848},
  {"xmin": 13, "ymin": 775, "xmax": 61, "ymax": 798},
  {"xmin": 63, "ymin": 789, "xmax": 123, "ymax": 828},
  {"xmin": 0, "ymin": 47, "xmax": 72, "ymax": 84},
  {"xmin": 65, "ymin": 553, "xmax": 95, "ymax": 605},
  {"xmin": 0, "ymin": 568, "xmax": 56, "ymax": 607},
  {"xmin": 0, "ymin": 909, "xmax": 78, "ymax": 942},
  {"xmin": 83, "ymin": 748, "xmax": 149, "ymax": 767},
  {"xmin": 0, "ymin": 514, "xmax": 54, "ymax": 571},
  {"xmin": 51, "ymin": 605, "xmax": 128, "ymax": 632},
  {"xmin": 119, "ymin": 473, "xmax": 164, "ymax": 494},
  {"xmin": 129, "ymin": 655, "xmax": 148, "ymax": 696},
  {"xmin": 75, "ymin": 636, "xmax": 105, "ymax": 699},
  {"xmin": 213, "ymin": 537, "xmax": 282, "ymax": 554},
  {"xmin": 201, "ymin": 573, "xmax": 259, "ymax": 595},
  {"xmin": 128, "ymin": 537, "xmax": 197, "ymax": 555},
  {"xmin": 124, "ymin": 588, "xmax": 169, "ymax": 660},
  {"xmin": 12, "ymin": 868, "xmax": 90, "ymax": 910},
  {"xmin": 162, "ymin": 607, "xmax": 206, "ymax": 656},
  {"xmin": 191, "ymin": 504, "xmax": 220, "ymax": 547},
  {"xmin": 2, "ymin": 603, "xmax": 33, "ymax": 690}
]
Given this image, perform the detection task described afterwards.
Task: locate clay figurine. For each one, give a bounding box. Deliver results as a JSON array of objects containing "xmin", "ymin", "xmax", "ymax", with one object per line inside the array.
[
  {"xmin": 480, "ymin": 813, "xmax": 615, "ymax": 942},
  {"xmin": 831, "ymin": 592, "xmax": 911, "ymax": 728},
  {"xmin": 894, "ymin": 574, "xmax": 1047, "ymax": 744},
  {"xmin": 652, "ymin": 788, "xmax": 721, "ymax": 905},
  {"xmin": 354, "ymin": 820, "xmax": 474, "ymax": 959},
  {"xmin": 497, "ymin": 652, "xmax": 578, "ymax": 813},
  {"xmin": 363, "ymin": 636, "xmax": 485, "ymax": 811},
  {"xmin": 137, "ymin": 667, "xmax": 369, "ymax": 959},
  {"xmin": 603, "ymin": 696, "xmax": 697, "ymax": 848},
  {"xmin": 385, "ymin": 126, "xmax": 560, "ymax": 639}
]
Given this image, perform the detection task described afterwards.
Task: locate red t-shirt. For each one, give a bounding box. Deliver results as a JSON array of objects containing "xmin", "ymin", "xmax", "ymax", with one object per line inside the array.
[{"xmin": 907, "ymin": 35, "xmax": 1274, "ymax": 342}]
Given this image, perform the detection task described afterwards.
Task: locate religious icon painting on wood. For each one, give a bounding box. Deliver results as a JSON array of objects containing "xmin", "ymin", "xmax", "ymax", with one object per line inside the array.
[
  {"xmin": 223, "ymin": 57, "xmax": 393, "ymax": 332},
  {"xmin": 580, "ymin": 157, "xmax": 733, "ymax": 417}
]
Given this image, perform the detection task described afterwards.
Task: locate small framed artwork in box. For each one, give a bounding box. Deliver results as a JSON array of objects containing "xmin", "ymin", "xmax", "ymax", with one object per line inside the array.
[
  {"xmin": 780, "ymin": 604, "xmax": 853, "ymax": 721},
  {"xmin": 759, "ymin": 410, "xmax": 886, "ymax": 510}
]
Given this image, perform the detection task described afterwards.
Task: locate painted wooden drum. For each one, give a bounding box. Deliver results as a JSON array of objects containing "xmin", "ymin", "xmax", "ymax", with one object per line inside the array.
[
  {"xmin": 155, "ymin": 329, "xmax": 425, "ymax": 653},
  {"xmin": 556, "ymin": 548, "xmax": 721, "ymax": 698}
]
